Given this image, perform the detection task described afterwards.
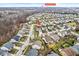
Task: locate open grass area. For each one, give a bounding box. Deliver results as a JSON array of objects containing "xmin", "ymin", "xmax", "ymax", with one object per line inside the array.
[
  {"xmin": 9, "ymin": 48, "xmax": 18, "ymax": 54},
  {"xmin": 50, "ymin": 43, "xmax": 61, "ymax": 55},
  {"xmin": 62, "ymin": 43, "xmax": 70, "ymax": 48},
  {"xmin": 67, "ymin": 21, "xmax": 77, "ymax": 27},
  {"xmin": 65, "ymin": 38, "xmax": 75, "ymax": 46}
]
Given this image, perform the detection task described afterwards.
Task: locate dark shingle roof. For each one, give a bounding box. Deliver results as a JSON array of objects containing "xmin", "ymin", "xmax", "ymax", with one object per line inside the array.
[
  {"xmin": 13, "ymin": 35, "xmax": 20, "ymax": 41},
  {"xmin": 2, "ymin": 42, "xmax": 13, "ymax": 50}
]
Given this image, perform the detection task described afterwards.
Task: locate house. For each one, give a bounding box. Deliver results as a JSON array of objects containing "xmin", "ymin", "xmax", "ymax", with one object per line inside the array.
[
  {"xmin": 10, "ymin": 35, "xmax": 21, "ymax": 43},
  {"xmin": 63, "ymin": 25, "xmax": 70, "ymax": 30},
  {"xmin": 47, "ymin": 51, "xmax": 59, "ymax": 56},
  {"xmin": 59, "ymin": 48, "xmax": 76, "ymax": 56},
  {"xmin": 70, "ymin": 44, "xmax": 79, "ymax": 55},
  {"xmin": 17, "ymin": 33, "xmax": 23, "ymax": 38},
  {"xmin": 41, "ymin": 27, "xmax": 46, "ymax": 33},
  {"xmin": 77, "ymin": 36, "xmax": 79, "ymax": 41},
  {"xmin": 32, "ymin": 41, "xmax": 42, "ymax": 49},
  {"xmin": 1, "ymin": 42, "xmax": 14, "ymax": 51},
  {"xmin": 74, "ymin": 18, "xmax": 79, "ymax": 23},
  {"xmin": 47, "ymin": 26, "xmax": 52, "ymax": 31},
  {"xmin": 18, "ymin": 30, "xmax": 25, "ymax": 34},
  {"xmin": 58, "ymin": 31, "xmax": 67, "ymax": 38},
  {"xmin": 0, "ymin": 49, "xmax": 9, "ymax": 56},
  {"xmin": 75, "ymin": 25, "xmax": 79, "ymax": 31},
  {"xmin": 43, "ymin": 34, "xmax": 54, "ymax": 44},
  {"xmin": 17, "ymin": 32, "xmax": 24, "ymax": 37},
  {"xmin": 27, "ymin": 48, "xmax": 38, "ymax": 56},
  {"xmin": 49, "ymin": 33, "xmax": 60, "ymax": 42}
]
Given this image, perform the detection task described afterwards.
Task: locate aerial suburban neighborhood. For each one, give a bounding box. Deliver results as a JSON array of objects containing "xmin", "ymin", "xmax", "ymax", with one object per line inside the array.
[{"xmin": 0, "ymin": 7, "xmax": 79, "ymax": 56}]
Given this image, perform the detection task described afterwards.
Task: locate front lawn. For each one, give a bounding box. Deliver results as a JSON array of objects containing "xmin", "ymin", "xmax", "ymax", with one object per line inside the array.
[
  {"xmin": 15, "ymin": 42, "xmax": 23, "ymax": 47},
  {"xmin": 65, "ymin": 38, "xmax": 76, "ymax": 46},
  {"xmin": 20, "ymin": 36, "xmax": 27, "ymax": 42},
  {"xmin": 9, "ymin": 48, "xmax": 18, "ymax": 54},
  {"xmin": 62, "ymin": 43, "xmax": 70, "ymax": 48}
]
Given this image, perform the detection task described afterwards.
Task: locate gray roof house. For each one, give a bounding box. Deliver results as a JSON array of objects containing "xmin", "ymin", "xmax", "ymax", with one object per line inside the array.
[
  {"xmin": 71, "ymin": 45, "xmax": 79, "ymax": 54},
  {"xmin": 1, "ymin": 42, "xmax": 14, "ymax": 51},
  {"xmin": 49, "ymin": 33, "xmax": 60, "ymax": 42},
  {"xmin": 27, "ymin": 48, "xmax": 38, "ymax": 56},
  {"xmin": 0, "ymin": 49, "xmax": 10, "ymax": 56}
]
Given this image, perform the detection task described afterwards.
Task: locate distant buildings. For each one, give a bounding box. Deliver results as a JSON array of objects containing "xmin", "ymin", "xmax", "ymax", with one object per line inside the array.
[
  {"xmin": 49, "ymin": 33, "xmax": 60, "ymax": 42},
  {"xmin": 43, "ymin": 34, "xmax": 54, "ymax": 44}
]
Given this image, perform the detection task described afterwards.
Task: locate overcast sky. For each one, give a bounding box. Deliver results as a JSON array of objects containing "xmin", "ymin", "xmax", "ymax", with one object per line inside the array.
[{"xmin": 0, "ymin": 3, "xmax": 79, "ymax": 7}]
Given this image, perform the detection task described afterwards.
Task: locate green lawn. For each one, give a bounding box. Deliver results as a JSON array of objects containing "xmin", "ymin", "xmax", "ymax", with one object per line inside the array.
[
  {"xmin": 62, "ymin": 43, "xmax": 70, "ymax": 48},
  {"xmin": 25, "ymin": 32, "xmax": 29, "ymax": 35},
  {"xmin": 15, "ymin": 42, "xmax": 23, "ymax": 47},
  {"xmin": 9, "ymin": 48, "xmax": 18, "ymax": 54},
  {"xmin": 76, "ymin": 31, "xmax": 79, "ymax": 34},
  {"xmin": 64, "ymin": 37, "xmax": 76, "ymax": 46},
  {"xmin": 51, "ymin": 43, "xmax": 61, "ymax": 55},
  {"xmin": 19, "ymin": 36, "xmax": 27, "ymax": 42},
  {"xmin": 74, "ymin": 30, "xmax": 79, "ymax": 34},
  {"xmin": 67, "ymin": 21, "xmax": 77, "ymax": 27}
]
